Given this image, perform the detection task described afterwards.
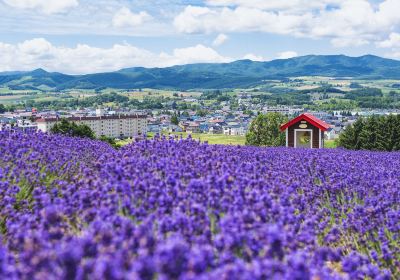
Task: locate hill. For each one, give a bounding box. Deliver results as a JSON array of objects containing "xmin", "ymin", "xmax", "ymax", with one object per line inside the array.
[{"xmin": 1, "ymin": 54, "xmax": 400, "ymax": 90}]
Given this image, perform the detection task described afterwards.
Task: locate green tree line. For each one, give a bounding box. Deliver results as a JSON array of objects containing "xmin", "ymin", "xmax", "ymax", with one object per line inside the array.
[{"xmin": 338, "ymin": 115, "xmax": 400, "ymax": 151}]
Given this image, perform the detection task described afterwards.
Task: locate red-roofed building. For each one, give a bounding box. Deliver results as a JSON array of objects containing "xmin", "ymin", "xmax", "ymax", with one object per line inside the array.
[{"xmin": 280, "ymin": 113, "xmax": 330, "ymax": 148}]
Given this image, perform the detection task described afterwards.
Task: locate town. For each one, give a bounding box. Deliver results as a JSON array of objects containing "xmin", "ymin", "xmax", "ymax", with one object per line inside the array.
[{"xmin": 1, "ymin": 89, "xmax": 399, "ymax": 145}]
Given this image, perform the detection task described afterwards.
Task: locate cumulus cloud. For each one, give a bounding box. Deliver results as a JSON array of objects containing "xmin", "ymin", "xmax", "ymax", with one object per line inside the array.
[
  {"xmin": 0, "ymin": 38, "xmax": 231, "ymax": 74},
  {"xmin": 243, "ymin": 53, "xmax": 264, "ymax": 61},
  {"xmin": 112, "ymin": 7, "xmax": 152, "ymax": 28},
  {"xmin": 3, "ymin": 0, "xmax": 78, "ymax": 14},
  {"xmin": 377, "ymin": 33, "xmax": 400, "ymax": 48},
  {"xmin": 331, "ymin": 37, "xmax": 369, "ymax": 48},
  {"xmin": 212, "ymin": 33, "xmax": 228, "ymax": 46},
  {"xmin": 174, "ymin": 0, "xmax": 400, "ymax": 48},
  {"xmin": 174, "ymin": 5, "xmax": 308, "ymax": 35},
  {"xmin": 205, "ymin": 0, "xmax": 346, "ymax": 11},
  {"xmin": 276, "ymin": 51, "xmax": 298, "ymax": 59}
]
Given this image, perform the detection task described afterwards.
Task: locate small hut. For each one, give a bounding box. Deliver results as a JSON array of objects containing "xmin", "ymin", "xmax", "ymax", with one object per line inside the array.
[{"xmin": 280, "ymin": 113, "xmax": 330, "ymax": 148}]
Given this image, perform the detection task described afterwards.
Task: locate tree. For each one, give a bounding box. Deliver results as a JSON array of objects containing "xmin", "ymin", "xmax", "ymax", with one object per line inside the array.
[
  {"xmin": 338, "ymin": 115, "xmax": 400, "ymax": 151},
  {"xmin": 50, "ymin": 119, "xmax": 95, "ymax": 139},
  {"xmin": 171, "ymin": 113, "xmax": 179, "ymax": 125},
  {"xmin": 0, "ymin": 104, "xmax": 6, "ymax": 113},
  {"xmin": 196, "ymin": 110, "xmax": 208, "ymax": 117},
  {"xmin": 358, "ymin": 115, "xmax": 380, "ymax": 150},
  {"xmin": 245, "ymin": 113, "xmax": 288, "ymax": 146}
]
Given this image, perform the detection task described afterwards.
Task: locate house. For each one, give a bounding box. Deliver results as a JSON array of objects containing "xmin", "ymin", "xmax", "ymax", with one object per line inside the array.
[
  {"xmin": 167, "ymin": 125, "xmax": 183, "ymax": 133},
  {"xmin": 326, "ymin": 127, "xmax": 341, "ymax": 140},
  {"xmin": 148, "ymin": 124, "xmax": 162, "ymax": 133},
  {"xmin": 180, "ymin": 121, "xmax": 201, "ymax": 133},
  {"xmin": 15, "ymin": 119, "xmax": 37, "ymax": 132},
  {"xmin": 280, "ymin": 113, "xmax": 330, "ymax": 148},
  {"xmin": 223, "ymin": 124, "xmax": 245, "ymax": 136},
  {"xmin": 208, "ymin": 124, "xmax": 223, "ymax": 134},
  {"xmin": 199, "ymin": 123, "xmax": 209, "ymax": 133},
  {"xmin": 185, "ymin": 122, "xmax": 201, "ymax": 133}
]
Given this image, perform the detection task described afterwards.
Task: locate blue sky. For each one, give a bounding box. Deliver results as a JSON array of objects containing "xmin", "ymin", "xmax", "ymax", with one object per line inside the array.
[{"xmin": 1, "ymin": 0, "xmax": 400, "ymax": 73}]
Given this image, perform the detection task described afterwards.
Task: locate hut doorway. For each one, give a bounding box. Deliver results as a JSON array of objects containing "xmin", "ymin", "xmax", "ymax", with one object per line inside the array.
[{"xmin": 295, "ymin": 129, "xmax": 312, "ymax": 148}]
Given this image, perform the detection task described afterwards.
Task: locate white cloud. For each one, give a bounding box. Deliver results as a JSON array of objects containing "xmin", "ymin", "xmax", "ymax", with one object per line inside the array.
[
  {"xmin": 0, "ymin": 38, "xmax": 231, "ymax": 74},
  {"xmin": 3, "ymin": 0, "xmax": 78, "ymax": 14},
  {"xmin": 387, "ymin": 52, "xmax": 400, "ymax": 59},
  {"xmin": 174, "ymin": 1, "xmax": 400, "ymax": 48},
  {"xmin": 163, "ymin": 44, "xmax": 232, "ymax": 66},
  {"xmin": 331, "ymin": 37, "xmax": 369, "ymax": 48},
  {"xmin": 212, "ymin": 33, "xmax": 228, "ymax": 46},
  {"xmin": 174, "ymin": 5, "xmax": 308, "ymax": 35},
  {"xmin": 205, "ymin": 0, "xmax": 346, "ymax": 11},
  {"xmin": 377, "ymin": 33, "xmax": 400, "ymax": 48},
  {"xmin": 112, "ymin": 7, "xmax": 152, "ymax": 28},
  {"xmin": 276, "ymin": 51, "xmax": 298, "ymax": 59},
  {"xmin": 243, "ymin": 53, "xmax": 264, "ymax": 61}
]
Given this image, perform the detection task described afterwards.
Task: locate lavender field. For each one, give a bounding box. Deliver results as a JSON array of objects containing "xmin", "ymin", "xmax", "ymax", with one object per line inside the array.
[{"xmin": 0, "ymin": 131, "xmax": 399, "ymax": 279}]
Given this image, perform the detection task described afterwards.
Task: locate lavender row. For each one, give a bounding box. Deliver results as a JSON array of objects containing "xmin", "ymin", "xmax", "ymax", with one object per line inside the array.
[{"xmin": 0, "ymin": 131, "xmax": 399, "ymax": 279}]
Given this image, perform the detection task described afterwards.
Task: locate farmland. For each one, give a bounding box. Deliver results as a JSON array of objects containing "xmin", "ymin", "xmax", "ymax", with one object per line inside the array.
[
  {"xmin": 0, "ymin": 131, "xmax": 398, "ymax": 279},
  {"xmin": 1, "ymin": 76, "xmax": 400, "ymax": 111},
  {"xmin": 119, "ymin": 134, "xmax": 337, "ymax": 147}
]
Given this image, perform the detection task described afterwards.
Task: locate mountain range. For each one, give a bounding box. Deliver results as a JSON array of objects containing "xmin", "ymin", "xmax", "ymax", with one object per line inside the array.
[{"xmin": 1, "ymin": 54, "xmax": 400, "ymax": 91}]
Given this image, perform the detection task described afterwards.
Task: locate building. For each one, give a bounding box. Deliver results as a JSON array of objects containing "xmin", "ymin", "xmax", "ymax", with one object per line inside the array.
[
  {"xmin": 180, "ymin": 121, "xmax": 201, "ymax": 133},
  {"xmin": 223, "ymin": 125, "xmax": 245, "ymax": 136},
  {"xmin": 15, "ymin": 119, "xmax": 38, "ymax": 132},
  {"xmin": 208, "ymin": 124, "xmax": 223, "ymax": 134},
  {"xmin": 36, "ymin": 114, "xmax": 147, "ymax": 138},
  {"xmin": 263, "ymin": 106, "xmax": 304, "ymax": 115},
  {"xmin": 167, "ymin": 124, "xmax": 183, "ymax": 133},
  {"xmin": 280, "ymin": 113, "xmax": 330, "ymax": 148}
]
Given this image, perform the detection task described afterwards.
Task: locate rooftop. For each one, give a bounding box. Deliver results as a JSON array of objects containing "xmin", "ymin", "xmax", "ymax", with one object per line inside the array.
[
  {"xmin": 36, "ymin": 114, "xmax": 147, "ymax": 123},
  {"xmin": 280, "ymin": 113, "xmax": 331, "ymax": 132}
]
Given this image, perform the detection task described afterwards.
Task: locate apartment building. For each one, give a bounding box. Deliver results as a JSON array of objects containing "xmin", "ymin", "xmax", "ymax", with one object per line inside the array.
[{"xmin": 36, "ymin": 114, "xmax": 147, "ymax": 138}]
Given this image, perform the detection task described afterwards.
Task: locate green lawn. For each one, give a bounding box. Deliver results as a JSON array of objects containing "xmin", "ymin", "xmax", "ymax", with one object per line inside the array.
[
  {"xmin": 117, "ymin": 133, "xmax": 338, "ymax": 148},
  {"xmin": 175, "ymin": 132, "xmax": 246, "ymax": 145},
  {"xmin": 117, "ymin": 132, "xmax": 246, "ymax": 146},
  {"xmin": 324, "ymin": 139, "xmax": 337, "ymax": 148}
]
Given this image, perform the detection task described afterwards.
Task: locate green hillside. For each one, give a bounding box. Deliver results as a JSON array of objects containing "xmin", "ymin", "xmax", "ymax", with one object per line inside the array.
[{"xmin": 1, "ymin": 55, "xmax": 400, "ymax": 91}]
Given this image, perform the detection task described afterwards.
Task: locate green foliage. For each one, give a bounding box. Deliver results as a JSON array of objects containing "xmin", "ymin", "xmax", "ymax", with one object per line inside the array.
[
  {"xmin": 349, "ymin": 82, "xmax": 362, "ymax": 89},
  {"xmin": 171, "ymin": 113, "xmax": 179, "ymax": 125},
  {"xmin": 196, "ymin": 109, "xmax": 208, "ymax": 117},
  {"xmin": 345, "ymin": 88, "xmax": 383, "ymax": 99},
  {"xmin": 0, "ymin": 103, "xmax": 5, "ymax": 113},
  {"xmin": 256, "ymin": 92, "xmax": 311, "ymax": 106},
  {"xmin": 338, "ymin": 115, "xmax": 400, "ymax": 151},
  {"xmin": 99, "ymin": 136, "xmax": 121, "ymax": 149},
  {"xmin": 299, "ymin": 85, "xmax": 344, "ymax": 94},
  {"xmin": 3, "ymin": 55, "xmax": 400, "ymax": 91},
  {"xmin": 50, "ymin": 119, "xmax": 95, "ymax": 139},
  {"xmin": 245, "ymin": 113, "xmax": 288, "ymax": 146}
]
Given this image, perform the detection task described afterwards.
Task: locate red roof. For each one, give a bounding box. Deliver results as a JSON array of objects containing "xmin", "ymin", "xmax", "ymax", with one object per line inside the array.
[{"xmin": 280, "ymin": 113, "xmax": 330, "ymax": 132}]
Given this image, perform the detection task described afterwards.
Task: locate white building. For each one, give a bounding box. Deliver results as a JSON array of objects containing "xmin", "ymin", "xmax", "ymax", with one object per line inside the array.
[
  {"xmin": 262, "ymin": 106, "xmax": 303, "ymax": 115},
  {"xmin": 223, "ymin": 124, "xmax": 246, "ymax": 136},
  {"xmin": 36, "ymin": 114, "xmax": 147, "ymax": 138}
]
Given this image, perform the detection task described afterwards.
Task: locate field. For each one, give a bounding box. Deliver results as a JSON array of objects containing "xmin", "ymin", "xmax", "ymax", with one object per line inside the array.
[
  {"xmin": 118, "ymin": 132, "xmax": 247, "ymax": 146},
  {"xmin": 1, "ymin": 77, "xmax": 399, "ymax": 110},
  {"xmin": 0, "ymin": 131, "xmax": 398, "ymax": 279},
  {"xmin": 119, "ymin": 134, "xmax": 337, "ymax": 148},
  {"xmin": 324, "ymin": 139, "xmax": 337, "ymax": 148}
]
